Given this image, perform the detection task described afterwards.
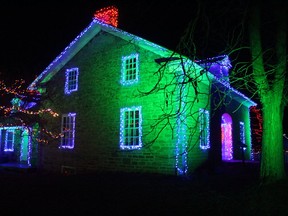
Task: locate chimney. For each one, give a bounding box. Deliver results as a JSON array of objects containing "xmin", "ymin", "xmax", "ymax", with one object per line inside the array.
[{"xmin": 94, "ymin": 6, "xmax": 119, "ymax": 27}]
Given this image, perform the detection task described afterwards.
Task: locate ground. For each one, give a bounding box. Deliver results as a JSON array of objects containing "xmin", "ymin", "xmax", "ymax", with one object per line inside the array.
[{"xmin": 1, "ymin": 161, "xmax": 288, "ymax": 215}]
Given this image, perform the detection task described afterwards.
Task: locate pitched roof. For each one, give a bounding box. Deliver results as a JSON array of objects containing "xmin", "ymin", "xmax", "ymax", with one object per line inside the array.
[
  {"xmin": 28, "ymin": 17, "xmax": 256, "ymax": 107},
  {"xmin": 28, "ymin": 18, "xmax": 174, "ymax": 89}
]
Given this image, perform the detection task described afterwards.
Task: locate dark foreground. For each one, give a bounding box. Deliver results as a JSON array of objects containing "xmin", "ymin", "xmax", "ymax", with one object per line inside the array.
[{"xmin": 1, "ymin": 162, "xmax": 288, "ymax": 216}]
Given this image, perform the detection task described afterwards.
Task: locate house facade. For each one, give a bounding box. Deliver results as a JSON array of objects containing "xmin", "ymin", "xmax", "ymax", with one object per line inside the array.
[{"xmin": 0, "ymin": 7, "xmax": 256, "ymax": 176}]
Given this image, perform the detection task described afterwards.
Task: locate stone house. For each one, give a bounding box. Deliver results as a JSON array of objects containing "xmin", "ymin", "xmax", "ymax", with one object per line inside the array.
[{"xmin": 0, "ymin": 7, "xmax": 256, "ymax": 176}]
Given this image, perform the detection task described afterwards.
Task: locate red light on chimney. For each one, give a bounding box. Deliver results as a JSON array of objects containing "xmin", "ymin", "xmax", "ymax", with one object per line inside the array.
[{"xmin": 94, "ymin": 6, "xmax": 119, "ymax": 27}]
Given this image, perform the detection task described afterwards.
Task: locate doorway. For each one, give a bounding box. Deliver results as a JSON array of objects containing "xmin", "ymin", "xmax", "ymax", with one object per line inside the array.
[{"xmin": 221, "ymin": 113, "xmax": 233, "ymax": 160}]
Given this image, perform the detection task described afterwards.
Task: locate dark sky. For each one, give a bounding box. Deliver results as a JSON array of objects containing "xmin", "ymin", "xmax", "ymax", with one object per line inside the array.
[
  {"xmin": 1, "ymin": 1, "xmax": 287, "ymax": 130},
  {"xmin": 0, "ymin": 1, "xmax": 199, "ymax": 84}
]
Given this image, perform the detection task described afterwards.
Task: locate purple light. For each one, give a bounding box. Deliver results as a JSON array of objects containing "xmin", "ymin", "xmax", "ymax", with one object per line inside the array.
[{"xmin": 221, "ymin": 113, "xmax": 233, "ymax": 160}]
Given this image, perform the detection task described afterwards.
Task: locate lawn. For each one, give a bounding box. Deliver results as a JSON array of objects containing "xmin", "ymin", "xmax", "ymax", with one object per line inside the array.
[{"xmin": 1, "ymin": 161, "xmax": 288, "ymax": 215}]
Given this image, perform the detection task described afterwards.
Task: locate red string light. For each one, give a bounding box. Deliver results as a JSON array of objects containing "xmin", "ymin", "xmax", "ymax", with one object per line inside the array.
[
  {"xmin": 250, "ymin": 106, "xmax": 263, "ymax": 144},
  {"xmin": 94, "ymin": 6, "xmax": 119, "ymax": 27},
  {"xmin": 1, "ymin": 79, "xmax": 60, "ymax": 144}
]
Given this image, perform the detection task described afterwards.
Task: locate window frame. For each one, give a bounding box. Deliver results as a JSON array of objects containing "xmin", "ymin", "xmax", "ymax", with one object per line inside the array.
[
  {"xmin": 65, "ymin": 68, "xmax": 79, "ymax": 94},
  {"xmin": 120, "ymin": 106, "xmax": 142, "ymax": 150},
  {"xmin": 60, "ymin": 113, "xmax": 76, "ymax": 149},
  {"xmin": 4, "ymin": 129, "xmax": 15, "ymax": 152},
  {"xmin": 120, "ymin": 53, "xmax": 139, "ymax": 85},
  {"xmin": 199, "ymin": 108, "xmax": 210, "ymax": 150}
]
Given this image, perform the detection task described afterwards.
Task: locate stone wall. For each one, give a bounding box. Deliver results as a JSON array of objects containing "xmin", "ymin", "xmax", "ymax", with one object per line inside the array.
[{"xmin": 40, "ymin": 32, "xmax": 178, "ymax": 175}]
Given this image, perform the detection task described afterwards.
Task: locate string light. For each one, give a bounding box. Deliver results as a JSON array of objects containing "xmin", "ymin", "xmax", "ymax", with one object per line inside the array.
[
  {"xmin": 196, "ymin": 55, "xmax": 257, "ymax": 106},
  {"xmin": 4, "ymin": 128, "xmax": 14, "ymax": 152},
  {"xmin": 250, "ymin": 106, "xmax": 262, "ymax": 144},
  {"xmin": 65, "ymin": 68, "xmax": 79, "ymax": 94},
  {"xmin": 0, "ymin": 106, "xmax": 59, "ymax": 117},
  {"xmin": 221, "ymin": 113, "xmax": 233, "ymax": 160},
  {"xmin": 28, "ymin": 19, "xmax": 97, "ymax": 89},
  {"xmin": 175, "ymin": 116, "xmax": 188, "ymax": 175},
  {"xmin": 28, "ymin": 12, "xmax": 169, "ymax": 90},
  {"xmin": 250, "ymin": 105, "xmax": 262, "ymax": 160},
  {"xmin": 0, "ymin": 126, "xmax": 32, "ymax": 166},
  {"xmin": 13, "ymin": 6, "xmax": 258, "ymax": 175},
  {"xmin": 1, "ymin": 79, "xmax": 40, "ymax": 97},
  {"xmin": 196, "ymin": 55, "xmax": 231, "ymax": 81},
  {"xmin": 199, "ymin": 108, "xmax": 210, "ymax": 150},
  {"xmin": 239, "ymin": 121, "xmax": 246, "ymax": 150},
  {"xmin": 120, "ymin": 54, "xmax": 139, "ymax": 86},
  {"xmin": 60, "ymin": 113, "xmax": 76, "ymax": 149},
  {"xmin": 175, "ymin": 71, "xmax": 188, "ymax": 175},
  {"xmin": 20, "ymin": 127, "xmax": 32, "ymax": 166},
  {"xmin": 94, "ymin": 6, "xmax": 119, "ymax": 28},
  {"xmin": 1, "ymin": 79, "xmax": 60, "ymax": 147},
  {"xmin": 120, "ymin": 106, "xmax": 142, "ymax": 150}
]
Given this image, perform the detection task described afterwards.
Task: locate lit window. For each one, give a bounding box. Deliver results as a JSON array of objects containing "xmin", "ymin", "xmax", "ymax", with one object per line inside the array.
[
  {"xmin": 120, "ymin": 106, "xmax": 142, "ymax": 149},
  {"xmin": 199, "ymin": 108, "xmax": 210, "ymax": 149},
  {"xmin": 61, "ymin": 113, "xmax": 76, "ymax": 149},
  {"xmin": 4, "ymin": 129, "xmax": 15, "ymax": 152},
  {"xmin": 65, "ymin": 68, "xmax": 79, "ymax": 94},
  {"xmin": 121, "ymin": 54, "xmax": 139, "ymax": 85}
]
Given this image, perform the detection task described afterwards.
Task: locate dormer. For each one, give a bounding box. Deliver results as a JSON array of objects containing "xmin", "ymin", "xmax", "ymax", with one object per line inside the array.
[{"xmin": 196, "ymin": 55, "xmax": 232, "ymax": 82}]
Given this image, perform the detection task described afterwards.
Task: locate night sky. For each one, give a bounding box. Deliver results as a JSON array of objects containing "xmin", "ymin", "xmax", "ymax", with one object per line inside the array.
[
  {"xmin": 1, "ymin": 2, "xmax": 287, "ymax": 136},
  {"xmin": 0, "ymin": 1, "xmax": 201, "ymax": 84}
]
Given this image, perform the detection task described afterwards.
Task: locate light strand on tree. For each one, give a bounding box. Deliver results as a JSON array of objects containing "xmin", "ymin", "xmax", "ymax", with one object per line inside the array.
[
  {"xmin": 0, "ymin": 106, "xmax": 59, "ymax": 117},
  {"xmin": 1, "ymin": 79, "xmax": 60, "ymax": 145}
]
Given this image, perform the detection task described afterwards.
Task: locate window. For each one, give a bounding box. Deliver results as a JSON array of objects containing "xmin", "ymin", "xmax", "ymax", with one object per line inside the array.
[
  {"xmin": 121, "ymin": 53, "xmax": 139, "ymax": 85},
  {"xmin": 120, "ymin": 106, "xmax": 142, "ymax": 149},
  {"xmin": 4, "ymin": 129, "xmax": 15, "ymax": 152},
  {"xmin": 61, "ymin": 113, "xmax": 76, "ymax": 149},
  {"xmin": 65, "ymin": 68, "xmax": 79, "ymax": 94},
  {"xmin": 199, "ymin": 108, "xmax": 210, "ymax": 149}
]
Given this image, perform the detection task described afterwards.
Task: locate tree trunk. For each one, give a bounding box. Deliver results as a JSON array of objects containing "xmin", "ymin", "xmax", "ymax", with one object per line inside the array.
[
  {"xmin": 261, "ymin": 94, "xmax": 286, "ymax": 184},
  {"xmin": 248, "ymin": 0, "xmax": 287, "ymax": 184}
]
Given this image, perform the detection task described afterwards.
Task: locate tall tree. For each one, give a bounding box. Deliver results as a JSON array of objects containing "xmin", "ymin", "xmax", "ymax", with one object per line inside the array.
[
  {"xmin": 176, "ymin": 0, "xmax": 288, "ymax": 184},
  {"xmin": 248, "ymin": 0, "xmax": 287, "ymax": 183},
  {"xmin": 140, "ymin": 0, "xmax": 287, "ymax": 183}
]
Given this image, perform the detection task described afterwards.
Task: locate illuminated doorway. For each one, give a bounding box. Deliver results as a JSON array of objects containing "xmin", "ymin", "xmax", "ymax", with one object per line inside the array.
[{"xmin": 221, "ymin": 113, "xmax": 233, "ymax": 160}]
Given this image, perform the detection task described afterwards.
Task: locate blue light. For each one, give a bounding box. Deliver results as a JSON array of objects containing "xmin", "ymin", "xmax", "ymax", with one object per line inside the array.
[
  {"xmin": 65, "ymin": 68, "xmax": 79, "ymax": 95},
  {"xmin": 120, "ymin": 106, "xmax": 142, "ymax": 150},
  {"xmin": 199, "ymin": 108, "xmax": 210, "ymax": 150},
  {"xmin": 60, "ymin": 113, "xmax": 76, "ymax": 149},
  {"xmin": 120, "ymin": 53, "xmax": 139, "ymax": 86}
]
